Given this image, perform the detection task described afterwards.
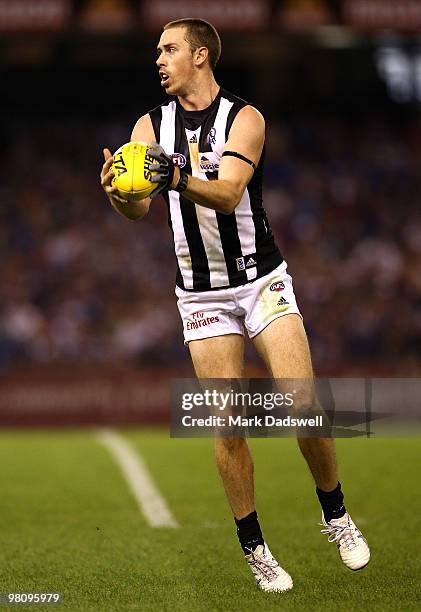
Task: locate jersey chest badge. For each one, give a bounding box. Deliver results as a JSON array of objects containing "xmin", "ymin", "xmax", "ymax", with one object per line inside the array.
[{"xmin": 207, "ymin": 127, "xmax": 216, "ymax": 145}]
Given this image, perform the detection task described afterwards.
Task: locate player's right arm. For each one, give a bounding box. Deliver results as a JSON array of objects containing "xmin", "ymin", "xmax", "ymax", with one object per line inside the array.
[{"xmin": 100, "ymin": 114, "xmax": 155, "ymax": 221}]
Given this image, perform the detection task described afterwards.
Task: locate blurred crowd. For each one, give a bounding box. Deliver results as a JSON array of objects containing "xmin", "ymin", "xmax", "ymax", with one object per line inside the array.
[{"xmin": 1, "ymin": 112, "xmax": 420, "ymax": 374}]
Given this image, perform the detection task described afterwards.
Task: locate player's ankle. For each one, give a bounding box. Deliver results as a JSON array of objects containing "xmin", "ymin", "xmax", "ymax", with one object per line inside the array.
[
  {"xmin": 235, "ymin": 510, "xmax": 264, "ymax": 554},
  {"xmin": 316, "ymin": 482, "xmax": 346, "ymax": 522}
]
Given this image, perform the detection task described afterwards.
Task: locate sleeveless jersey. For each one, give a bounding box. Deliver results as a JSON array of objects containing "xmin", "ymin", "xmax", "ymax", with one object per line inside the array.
[{"xmin": 148, "ymin": 87, "xmax": 283, "ymax": 292}]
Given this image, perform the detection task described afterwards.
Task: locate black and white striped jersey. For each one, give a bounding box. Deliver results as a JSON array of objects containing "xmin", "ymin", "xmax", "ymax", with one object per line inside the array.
[{"xmin": 148, "ymin": 87, "xmax": 283, "ymax": 292}]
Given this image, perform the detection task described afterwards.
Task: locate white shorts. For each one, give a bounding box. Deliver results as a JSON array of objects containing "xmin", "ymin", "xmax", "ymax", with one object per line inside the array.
[{"xmin": 175, "ymin": 261, "xmax": 303, "ymax": 345}]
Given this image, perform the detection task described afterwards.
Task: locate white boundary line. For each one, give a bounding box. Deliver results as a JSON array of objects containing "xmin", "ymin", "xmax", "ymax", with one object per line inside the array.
[{"xmin": 95, "ymin": 428, "xmax": 178, "ymax": 528}]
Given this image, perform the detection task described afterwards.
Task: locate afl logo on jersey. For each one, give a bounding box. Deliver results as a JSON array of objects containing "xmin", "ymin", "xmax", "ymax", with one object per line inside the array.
[
  {"xmin": 170, "ymin": 153, "xmax": 187, "ymax": 168},
  {"xmin": 270, "ymin": 281, "xmax": 285, "ymax": 292}
]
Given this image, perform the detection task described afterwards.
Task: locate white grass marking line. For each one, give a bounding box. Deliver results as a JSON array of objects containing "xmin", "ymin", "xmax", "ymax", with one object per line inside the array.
[{"xmin": 96, "ymin": 428, "xmax": 178, "ymax": 528}]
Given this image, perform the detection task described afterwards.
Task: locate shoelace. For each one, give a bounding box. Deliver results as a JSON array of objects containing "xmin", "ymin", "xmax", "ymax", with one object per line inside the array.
[
  {"xmin": 247, "ymin": 549, "xmax": 279, "ymax": 582},
  {"xmin": 320, "ymin": 521, "xmax": 358, "ymax": 551}
]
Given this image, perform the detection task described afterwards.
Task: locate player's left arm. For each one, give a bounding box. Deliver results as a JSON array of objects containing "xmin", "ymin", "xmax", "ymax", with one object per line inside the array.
[{"xmin": 149, "ymin": 105, "xmax": 264, "ymax": 214}]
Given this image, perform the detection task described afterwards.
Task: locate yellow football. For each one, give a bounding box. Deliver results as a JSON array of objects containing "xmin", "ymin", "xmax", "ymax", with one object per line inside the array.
[{"xmin": 111, "ymin": 141, "xmax": 158, "ymax": 201}]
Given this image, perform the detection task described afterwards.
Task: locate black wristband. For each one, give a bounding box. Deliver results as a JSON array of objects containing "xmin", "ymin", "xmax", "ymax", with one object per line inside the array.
[{"xmin": 174, "ymin": 170, "xmax": 189, "ymax": 193}]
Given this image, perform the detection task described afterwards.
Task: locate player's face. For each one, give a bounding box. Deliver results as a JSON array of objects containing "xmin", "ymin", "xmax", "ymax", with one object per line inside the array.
[{"xmin": 156, "ymin": 28, "xmax": 196, "ymax": 96}]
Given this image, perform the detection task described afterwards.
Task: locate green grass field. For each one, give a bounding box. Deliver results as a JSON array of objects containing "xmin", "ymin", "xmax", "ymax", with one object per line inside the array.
[{"xmin": 0, "ymin": 429, "xmax": 420, "ymax": 611}]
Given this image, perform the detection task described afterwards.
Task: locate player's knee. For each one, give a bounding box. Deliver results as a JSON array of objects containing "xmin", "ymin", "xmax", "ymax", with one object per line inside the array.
[{"xmin": 290, "ymin": 390, "xmax": 318, "ymax": 417}]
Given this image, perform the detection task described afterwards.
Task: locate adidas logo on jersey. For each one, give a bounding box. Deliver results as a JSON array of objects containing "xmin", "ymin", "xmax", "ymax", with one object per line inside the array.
[
  {"xmin": 189, "ymin": 134, "xmax": 198, "ymax": 143},
  {"xmin": 245, "ymin": 255, "xmax": 257, "ymax": 268},
  {"xmin": 236, "ymin": 255, "xmax": 257, "ymax": 271},
  {"xmin": 277, "ymin": 297, "xmax": 289, "ymax": 307}
]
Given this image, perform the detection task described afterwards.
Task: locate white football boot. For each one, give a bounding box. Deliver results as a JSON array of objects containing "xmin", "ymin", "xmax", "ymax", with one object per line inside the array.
[
  {"xmin": 245, "ymin": 544, "xmax": 293, "ymax": 592},
  {"xmin": 320, "ymin": 512, "xmax": 370, "ymax": 570}
]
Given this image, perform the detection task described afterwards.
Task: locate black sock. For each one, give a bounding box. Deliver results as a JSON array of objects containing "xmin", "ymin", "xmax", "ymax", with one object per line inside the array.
[
  {"xmin": 316, "ymin": 482, "xmax": 346, "ymax": 522},
  {"xmin": 235, "ymin": 511, "xmax": 264, "ymax": 554}
]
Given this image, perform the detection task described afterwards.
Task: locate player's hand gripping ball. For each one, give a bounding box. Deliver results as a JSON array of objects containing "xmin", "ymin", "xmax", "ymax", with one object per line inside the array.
[{"xmin": 111, "ymin": 142, "xmax": 158, "ymax": 201}]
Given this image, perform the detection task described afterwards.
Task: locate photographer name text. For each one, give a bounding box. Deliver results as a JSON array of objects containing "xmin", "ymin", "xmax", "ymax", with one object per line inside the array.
[{"xmin": 181, "ymin": 415, "xmax": 323, "ymax": 428}]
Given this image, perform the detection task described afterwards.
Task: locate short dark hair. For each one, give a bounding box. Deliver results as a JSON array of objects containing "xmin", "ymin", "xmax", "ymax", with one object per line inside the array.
[{"xmin": 163, "ymin": 18, "xmax": 221, "ymax": 71}]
